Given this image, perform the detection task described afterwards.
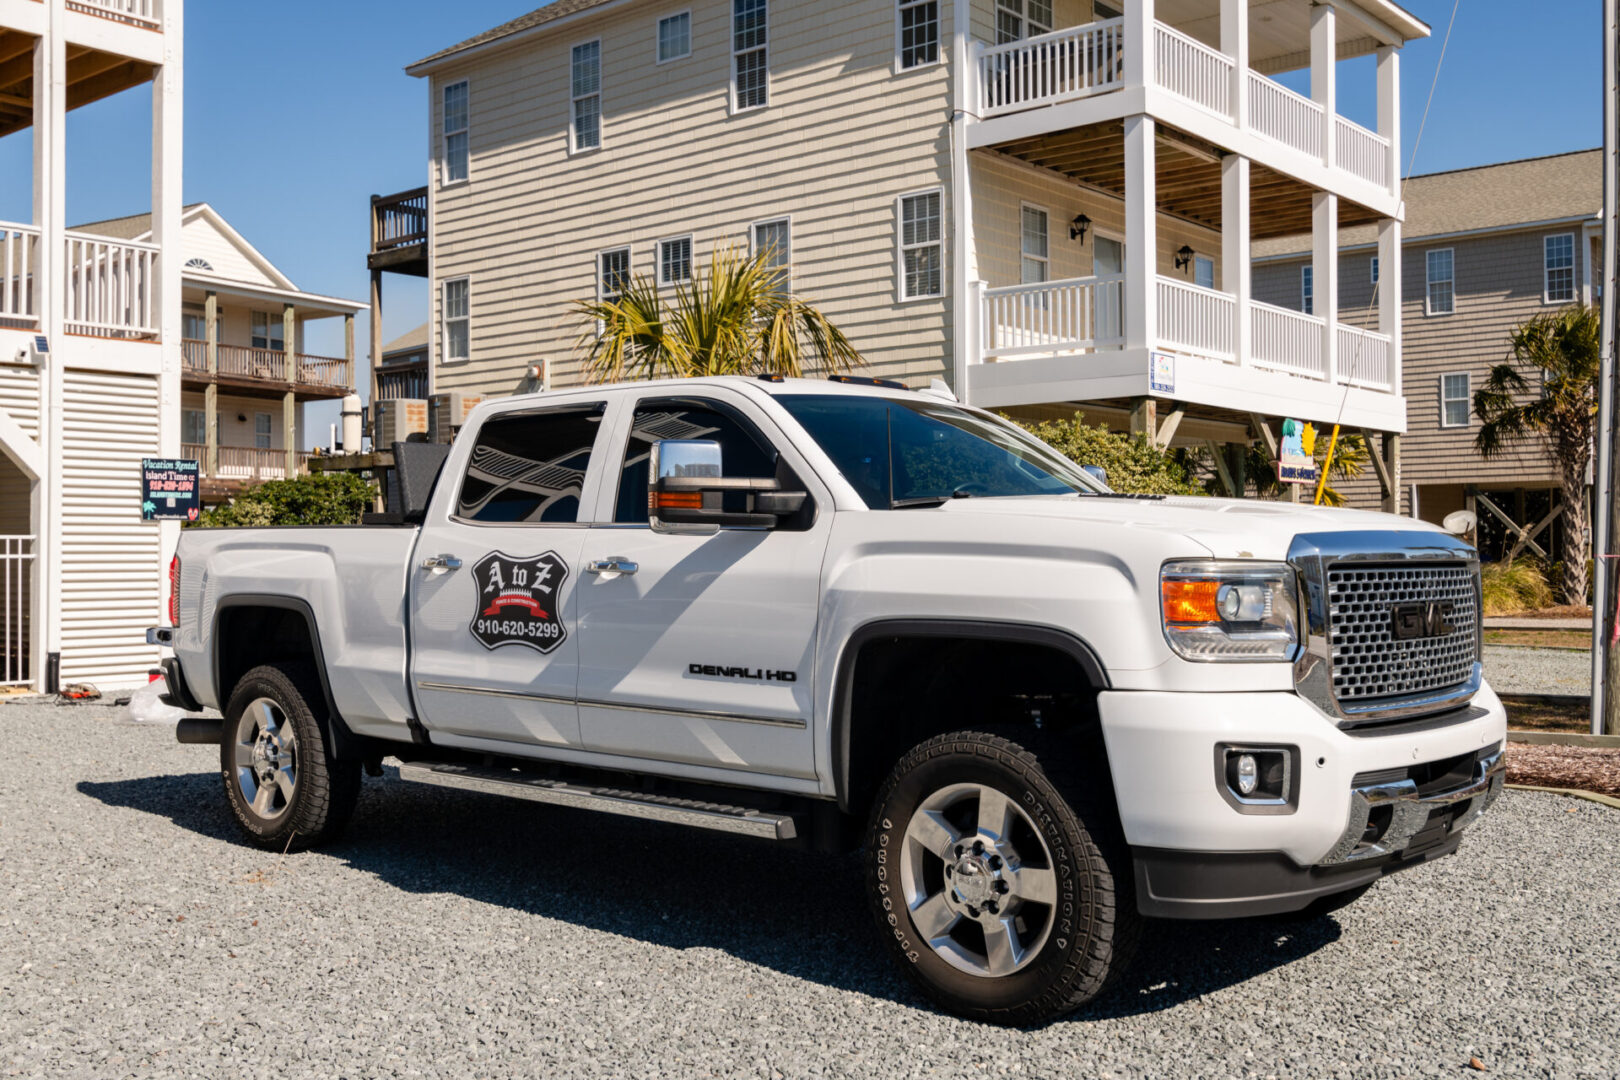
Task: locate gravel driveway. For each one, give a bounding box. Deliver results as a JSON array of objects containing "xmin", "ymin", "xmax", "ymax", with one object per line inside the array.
[
  {"xmin": 1483, "ymin": 645, "xmax": 1593, "ymax": 696},
  {"xmin": 3, "ymin": 704, "xmax": 1618, "ymax": 1079}
]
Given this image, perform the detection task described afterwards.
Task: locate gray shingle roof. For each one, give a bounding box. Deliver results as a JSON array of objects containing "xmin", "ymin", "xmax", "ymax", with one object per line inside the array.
[
  {"xmin": 410, "ymin": 0, "xmax": 620, "ymax": 70},
  {"xmin": 382, "ymin": 323, "xmax": 430, "ymax": 358},
  {"xmin": 1253, "ymin": 149, "xmax": 1601, "ymax": 258},
  {"xmin": 70, "ymin": 203, "xmax": 206, "ymax": 240}
]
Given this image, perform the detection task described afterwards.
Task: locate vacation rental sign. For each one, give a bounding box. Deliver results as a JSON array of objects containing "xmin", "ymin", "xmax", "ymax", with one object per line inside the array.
[{"xmin": 141, "ymin": 459, "xmax": 201, "ymax": 521}]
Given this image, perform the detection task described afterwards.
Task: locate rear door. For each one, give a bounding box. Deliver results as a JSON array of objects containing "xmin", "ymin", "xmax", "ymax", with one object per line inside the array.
[{"xmin": 408, "ymin": 400, "xmax": 609, "ymax": 750}]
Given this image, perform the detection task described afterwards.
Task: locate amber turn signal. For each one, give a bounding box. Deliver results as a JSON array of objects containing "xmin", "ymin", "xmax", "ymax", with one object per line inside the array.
[
  {"xmin": 649, "ymin": 491, "xmax": 704, "ymax": 510},
  {"xmin": 1161, "ymin": 578, "xmax": 1220, "ymax": 624}
]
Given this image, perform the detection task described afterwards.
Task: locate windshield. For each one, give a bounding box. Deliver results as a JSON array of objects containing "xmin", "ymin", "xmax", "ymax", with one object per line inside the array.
[{"xmin": 777, "ymin": 394, "xmax": 1105, "ymax": 509}]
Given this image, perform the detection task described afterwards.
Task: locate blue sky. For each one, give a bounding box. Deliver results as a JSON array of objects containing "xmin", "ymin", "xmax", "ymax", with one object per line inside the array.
[{"xmin": 0, "ymin": 0, "xmax": 1602, "ymax": 443}]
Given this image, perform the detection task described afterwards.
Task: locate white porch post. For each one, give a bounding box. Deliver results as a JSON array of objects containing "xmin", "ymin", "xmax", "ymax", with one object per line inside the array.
[
  {"xmin": 153, "ymin": 2, "xmax": 183, "ymax": 645},
  {"xmin": 1310, "ymin": 3, "xmax": 1335, "ymax": 168},
  {"xmin": 1314, "ymin": 192, "xmax": 1338, "ymax": 385},
  {"xmin": 1124, "ymin": 0, "xmax": 1154, "ymax": 90},
  {"xmin": 34, "ymin": 14, "xmax": 65, "ymax": 692},
  {"xmin": 1378, "ymin": 216, "xmax": 1402, "ymax": 392},
  {"xmin": 1376, "ymin": 46, "xmax": 1401, "ymax": 198},
  {"xmin": 950, "ymin": 0, "xmax": 977, "ymax": 399},
  {"xmin": 1220, "ymin": 0, "xmax": 1247, "ymax": 128},
  {"xmin": 1222, "ymin": 154, "xmax": 1251, "ymax": 368},
  {"xmin": 1124, "ymin": 114, "xmax": 1157, "ymax": 357}
]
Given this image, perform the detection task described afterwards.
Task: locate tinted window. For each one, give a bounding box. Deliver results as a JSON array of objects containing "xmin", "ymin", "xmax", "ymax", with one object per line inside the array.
[
  {"xmin": 457, "ymin": 407, "xmax": 602, "ymax": 523},
  {"xmin": 615, "ymin": 403, "xmax": 777, "ymax": 523}
]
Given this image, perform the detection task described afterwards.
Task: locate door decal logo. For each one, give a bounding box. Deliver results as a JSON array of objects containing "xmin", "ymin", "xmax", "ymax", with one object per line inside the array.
[{"xmin": 469, "ymin": 550, "xmax": 569, "ymax": 654}]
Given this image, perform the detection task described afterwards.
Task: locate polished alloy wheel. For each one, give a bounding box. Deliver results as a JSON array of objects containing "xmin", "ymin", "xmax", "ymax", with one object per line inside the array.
[
  {"xmin": 233, "ymin": 696, "xmax": 298, "ymax": 820},
  {"xmin": 899, "ymin": 782, "xmax": 1057, "ymax": 978}
]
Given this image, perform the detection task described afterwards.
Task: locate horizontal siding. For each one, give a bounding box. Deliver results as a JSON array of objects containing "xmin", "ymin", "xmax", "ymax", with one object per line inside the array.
[
  {"xmin": 0, "ymin": 364, "xmax": 41, "ymax": 439},
  {"xmin": 182, "ymin": 217, "xmax": 280, "ymax": 288}
]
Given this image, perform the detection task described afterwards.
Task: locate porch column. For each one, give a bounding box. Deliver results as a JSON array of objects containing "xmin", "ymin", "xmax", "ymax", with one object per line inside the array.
[
  {"xmin": 1124, "ymin": 115, "xmax": 1157, "ymax": 357},
  {"xmin": 283, "ymin": 304, "xmax": 296, "ymax": 479},
  {"xmin": 369, "ymin": 269, "xmax": 382, "ymax": 445},
  {"xmin": 34, "ymin": 22, "xmax": 65, "ymax": 692},
  {"xmin": 1123, "ymin": 0, "xmax": 1154, "ymax": 89},
  {"xmin": 204, "ymin": 290, "xmax": 218, "ymax": 477},
  {"xmin": 1381, "ymin": 432, "xmax": 1402, "ymax": 514},
  {"xmin": 1376, "ymin": 47, "xmax": 1401, "ymax": 197},
  {"xmin": 1222, "ymin": 154, "xmax": 1251, "ymax": 367},
  {"xmin": 950, "ymin": 0, "xmax": 977, "ymax": 398},
  {"xmin": 1314, "ymin": 192, "xmax": 1338, "ymax": 385},
  {"xmin": 1220, "ymin": 0, "xmax": 1247, "ymax": 128},
  {"xmin": 1378, "ymin": 216, "xmax": 1402, "ymax": 392},
  {"xmin": 152, "ymin": 3, "xmax": 183, "ymax": 664},
  {"xmin": 1310, "ymin": 3, "xmax": 1335, "ymax": 168},
  {"xmin": 344, "ymin": 313, "xmax": 355, "ymax": 393}
]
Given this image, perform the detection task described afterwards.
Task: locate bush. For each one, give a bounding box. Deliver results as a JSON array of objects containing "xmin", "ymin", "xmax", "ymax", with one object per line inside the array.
[
  {"xmin": 1012, "ymin": 412, "xmax": 1206, "ymax": 496},
  {"xmin": 1481, "ymin": 560, "xmax": 1555, "ymax": 616},
  {"xmin": 191, "ymin": 472, "xmax": 374, "ymax": 529}
]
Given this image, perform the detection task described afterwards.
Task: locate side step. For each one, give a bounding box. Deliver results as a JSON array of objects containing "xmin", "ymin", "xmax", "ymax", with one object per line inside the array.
[{"xmin": 396, "ymin": 762, "xmax": 798, "ymax": 841}]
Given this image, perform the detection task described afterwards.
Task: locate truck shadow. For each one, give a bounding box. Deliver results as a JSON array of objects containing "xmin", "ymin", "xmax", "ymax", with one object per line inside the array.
[{"xmin": 78, "ymin": 768, "xmax": 1342, "ymax": 1026}]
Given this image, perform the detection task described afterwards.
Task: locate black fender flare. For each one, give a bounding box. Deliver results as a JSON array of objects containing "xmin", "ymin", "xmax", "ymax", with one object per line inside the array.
[{"xmin": 829, "ymin": 618, "xmax": 1111, "ymax": 813}]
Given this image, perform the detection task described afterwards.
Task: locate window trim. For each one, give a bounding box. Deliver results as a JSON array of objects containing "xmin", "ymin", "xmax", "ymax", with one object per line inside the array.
[
  {"xmin": 1301, "ymin": 264, "xmax": 1313, "ymax": 316},
  {"xmin": 896, "ymin": 187, "xmax": 946, "ymax": 303},
  {"xmin": 1544, "ymin": 232, "xmax": 1575, "ymax": 305},
  {"xmin": 995, "ymin": 0, "xmax": 1053, "ymax": 44},
  {"xmin": 440, "ymin": 79, "xmax": 470, "ymax": 187},
  {"xmin": 441, "ymin": 276, "xmax": 471, "ymax": 365},
  {"xmin": 1425, "ymin": 247, "xmax": 1455, "ymax": 317},
  {"xmin": 894, "ymin": 0, "xmax": 942, "ymax": 73},
  {"xmin": 657, "ymin": 234, "xmax": 696, "ymax": 287},
  {"xmin": 569, "ymin": 37, "xmax": 603, "ymax": 155},
  {"xmin": 1370, "ymin": 255, "xmax": 1379, "ymax": 285},
  {"xmin": 730, "ymin": 0, "xmax": 770, "ymax": 115},
  {"xmin": 1019, "ymin": 201, "xmax": 1050, "ymax": 286},
  {"xmin": 750, "ymin": 216, "xmax": 793, "ymax": 284},
  {"xmin": 182, "ymin": 408, "xmax": 206, "ymax": 446},
  {"xmin": 1439, "ymin": 371, "xmax": 1471, "ymax": 429},
  {"xmin": 656, "ymin": 9, "xmax": 692, "ymax": 64},
  {"xmin": 596, "ymin": 246, "xmax": 633, "ymax": 304}
]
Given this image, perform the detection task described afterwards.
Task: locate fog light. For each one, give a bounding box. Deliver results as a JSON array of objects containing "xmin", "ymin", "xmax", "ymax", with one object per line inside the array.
[{"xmin": 1236, "ymin": 754, "xmax": 1259, "ymax": 795}]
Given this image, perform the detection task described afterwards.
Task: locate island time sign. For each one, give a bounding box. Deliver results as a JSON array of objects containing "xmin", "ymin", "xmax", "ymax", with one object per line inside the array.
[{"xmin": 141, "ymin": 459, "xmax": 201, "ymax": 521}]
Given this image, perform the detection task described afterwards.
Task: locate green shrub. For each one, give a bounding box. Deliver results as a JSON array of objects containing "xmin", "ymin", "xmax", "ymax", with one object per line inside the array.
[
  {"xmin": 1480, "ymin": 560, "xmax": 1555, "ymax": 616},
  {"xmin": 191, "ymin": 472, "xmax": 374, "ymax": 529},
  {"xmin": 1012, "ymin": 412, "xmax": 1206, "ymax": 496}
]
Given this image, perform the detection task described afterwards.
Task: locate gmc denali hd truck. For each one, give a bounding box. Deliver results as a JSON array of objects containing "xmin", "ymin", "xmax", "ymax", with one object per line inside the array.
[{"xmin": 150, "ymin": 375, "xmax": 1505, "ymax": 1025}]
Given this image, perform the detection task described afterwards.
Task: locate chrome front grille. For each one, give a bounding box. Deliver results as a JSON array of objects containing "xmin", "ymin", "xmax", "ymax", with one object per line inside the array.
[{"xmin": 1325, "ymin": 563, "xmax": 1479, "ymax": 703}]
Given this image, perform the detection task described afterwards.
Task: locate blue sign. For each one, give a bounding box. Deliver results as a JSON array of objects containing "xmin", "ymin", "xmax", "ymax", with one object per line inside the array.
[{"xmin": 141, "ymin": 458, "xmax": 201, "ymax": 521}]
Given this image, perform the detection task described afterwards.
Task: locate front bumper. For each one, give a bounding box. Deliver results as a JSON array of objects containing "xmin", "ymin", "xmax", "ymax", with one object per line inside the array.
[{"xmin": 1098, "ymin": 683, "xmax": 1507, "ymax": 918}]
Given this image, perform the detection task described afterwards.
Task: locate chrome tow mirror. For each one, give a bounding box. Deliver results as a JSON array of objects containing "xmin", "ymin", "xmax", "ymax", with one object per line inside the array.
[{"xmin": 649, "ymin": 439, "xmax": 806, "ymax": 534}]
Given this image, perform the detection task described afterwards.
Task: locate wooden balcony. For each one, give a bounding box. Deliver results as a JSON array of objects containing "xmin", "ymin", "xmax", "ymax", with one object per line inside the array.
[
  {"xmin": 368, "ymin": 187, "xmax": 428, "ymax": 277},
  {"xmin": 181, "ymin": 340, "xmax": 355, "ymax": 399}
]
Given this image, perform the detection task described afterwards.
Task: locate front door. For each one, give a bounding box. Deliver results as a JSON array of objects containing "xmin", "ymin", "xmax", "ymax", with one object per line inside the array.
[
  {"xmin": 409, "ymin": 400, "xmax": 609, "ymax": 750},
  {"xmin": 575, "ymin": 391, "xmax": 830, "ymax": 780}
]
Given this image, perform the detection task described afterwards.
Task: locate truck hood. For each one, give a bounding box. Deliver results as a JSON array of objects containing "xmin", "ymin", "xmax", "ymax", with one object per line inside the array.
[{"xmin": 922, "ymin": 495, "xmax": 1446, "ymax": 561}]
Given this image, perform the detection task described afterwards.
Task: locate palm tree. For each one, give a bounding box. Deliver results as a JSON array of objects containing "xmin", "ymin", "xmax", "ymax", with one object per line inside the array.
[
  {"xmin": 1474, "ymin": 303, "xmax": 1600, "ymax": 605},
  {"xmin": 574, "ymin": 244, "xmax": 862, "ymax": 383}
]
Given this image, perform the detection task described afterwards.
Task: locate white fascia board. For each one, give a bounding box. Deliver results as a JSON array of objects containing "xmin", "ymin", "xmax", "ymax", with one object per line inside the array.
[
  {"xmin": 181, "ymin": 274, "xmax": 370, "ymax": 315},
  {"xmin": 406, "ymin": 0, "xmax": 639, "ymax": 78},
  {"xmin": 130, "ymin": 204, "xmax": 302, "ymax": 293}
]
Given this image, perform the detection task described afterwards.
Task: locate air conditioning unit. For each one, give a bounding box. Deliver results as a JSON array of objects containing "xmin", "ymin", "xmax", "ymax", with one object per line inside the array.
[
  {"xmin": 374, "ymin": 398, "xmax": 429, "ymax": 448},
  {"xmin": 430, "ymin": 392, "xmax": 483, "ymax": 444}
]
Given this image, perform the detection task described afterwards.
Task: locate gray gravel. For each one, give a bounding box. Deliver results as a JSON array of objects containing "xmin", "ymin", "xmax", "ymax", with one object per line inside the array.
[
  {"xmin": 1483, "ymin": 645, "xmax": 1593, "ymax": 696},
  {"xmin": 3, "ymin": 704, "xmax": 1618, "ymax": 1079}
]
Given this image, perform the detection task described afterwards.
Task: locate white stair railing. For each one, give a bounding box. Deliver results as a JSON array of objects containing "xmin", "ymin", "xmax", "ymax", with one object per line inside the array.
[
  {"xmin": 981, "ymin": 275, "xmax": 1126, "ymax": 358},
  {"xmin": 1250, "ymin": 301, "xmax": 1326, "ymax": 379},
  {"xmin": 63, "ymin": 232, "xmax": 160, "ymax": 340},
  {"xmin": 0, "ymin": 223, "xmax": 39, "ymax": 325},
  {"xmin": 977, "ymin": 19, "xmax": 1126, "ymax": 116},
  {"xmin": 1156, "ymin": 277, "xmax": 1236, "ymax": 361},
  {"xmin": 1152, "ymin": 23, "xmax": 1232, "ymax": 118}
]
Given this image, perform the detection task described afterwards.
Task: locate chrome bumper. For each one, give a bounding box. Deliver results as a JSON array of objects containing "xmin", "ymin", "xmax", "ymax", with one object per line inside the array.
[{"xmin": 1319, "ymin": 747, "xmax": 1505, "ymax": 865}]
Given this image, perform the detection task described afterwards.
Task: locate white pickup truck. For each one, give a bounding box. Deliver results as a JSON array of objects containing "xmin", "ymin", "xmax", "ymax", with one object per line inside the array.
[{"xmin": 151, "ymin": 375, "xmax": 1506, "ymax": 1024}]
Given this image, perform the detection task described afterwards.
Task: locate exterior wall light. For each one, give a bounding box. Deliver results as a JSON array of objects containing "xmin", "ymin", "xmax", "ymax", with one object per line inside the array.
[
  {"xmin": 1175, "ymin": 245, "xmax": 1195, "ymax": 272},
  {"xmin": 1069, "ymin": 213, "xmax": 1091, "ymax": 243}
]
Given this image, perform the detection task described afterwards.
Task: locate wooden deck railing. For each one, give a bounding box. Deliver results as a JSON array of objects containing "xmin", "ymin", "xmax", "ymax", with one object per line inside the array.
[
  {"xmin": 371, "ymin": 188, "xmax": 429, "ymax": 253},
  {"xmin": 182, "ymin": 341, "xmax": 353, "ymax": 390},
  {"xmin": 186, "ymin": 445, "xmax": 313, "ymax": 482}
]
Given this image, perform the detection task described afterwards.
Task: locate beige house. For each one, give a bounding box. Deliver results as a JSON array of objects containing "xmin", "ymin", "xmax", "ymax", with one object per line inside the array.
[
  {"xmin": 404, "ymin": 0, "xmax": 1430, "ymax": 503},
  {"xmin": 1253, "ymin": 150, "xmax": 1601, "ymax": 553}
]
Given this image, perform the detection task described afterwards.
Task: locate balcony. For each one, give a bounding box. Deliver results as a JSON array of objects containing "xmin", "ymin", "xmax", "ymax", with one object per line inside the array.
[
  {"xmin": 66, "ymin": 0, "xmax": 162, "ymax": 31},
  {"xmin": 63, "ymin": 232, "xmax": 158, "ymax": 340},
  {"xmin": 0, "ymin": 223, "xmax": 38, "ymax": 328},
  {"xmin": 181, "ymin": 340, "xmax": 355, "ymax": 398},
  {"xmin": 368, "ymin": 187, "xmax": 429, "ymax": 278},
  {"xmin": 183, "ymin": 444, "xmax": 313, "ymax": 485}
]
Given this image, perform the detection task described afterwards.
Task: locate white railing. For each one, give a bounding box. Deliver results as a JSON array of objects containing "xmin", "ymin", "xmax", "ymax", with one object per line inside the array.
[
  {"xmin": 0, "ymin": 222, "xmax": 39, "ymax": 326},
  {"xmin": 1335, "ymin": 116, "xmax": 1390, "ymax": 188},
  {"xmin": 1153, "ymin": 22, "xmax": 1232, "ymax": 118},
  {"xmin": 1336, "ymin": 323, "xmax": 1394, "ymax": 391},
  {"xmin": 1246, "ymin": 71, "xmax": 1324, "ymax": 160},
  {"xmin": 977, "ymin": 18, "xmax": 1126, "ymax": 117},
  {"xmin": 1155, "ymin": 276, "xmax": 1235, "ymax": 361},
  {"xmin": 1250, "ymin": 300, "xmax": 1325, "ymax": 380},
  {"xmin": 981, "ymin": 275, "xmax": 1125, "ymax": 359},
  {"xmin": 63, "ymin": 232, "xmax": 159, "ymax": 340},
  {"xmin": 65, "ymin": 0, "xmax": 160, "ymax": 29},
  {"xmin": 0, "ymin": 535, "xmax": 32, "ymax": 688}
]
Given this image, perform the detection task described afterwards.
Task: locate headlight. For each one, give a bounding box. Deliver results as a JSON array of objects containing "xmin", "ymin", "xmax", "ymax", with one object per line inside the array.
[{"xmin": 1161, "ymin": 560, "xmax": 1299, "ymax": 662}]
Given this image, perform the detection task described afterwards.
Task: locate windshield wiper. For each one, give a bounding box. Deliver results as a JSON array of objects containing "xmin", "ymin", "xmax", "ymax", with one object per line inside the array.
[{"xmin": 890, "ymin": 489, "xmax": 975, "ymax": 509}]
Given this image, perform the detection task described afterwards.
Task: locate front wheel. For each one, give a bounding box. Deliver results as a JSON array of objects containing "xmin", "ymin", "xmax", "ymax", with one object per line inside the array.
[{"xmin": 866, "ymin": 731, "xmax": 1138, "ymax": 1025}]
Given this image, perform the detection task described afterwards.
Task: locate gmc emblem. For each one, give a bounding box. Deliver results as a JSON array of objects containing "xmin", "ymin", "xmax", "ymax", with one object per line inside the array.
[{"xmin": 1391, "ymin": 601, "xmax": 1455, "ymax": 641}]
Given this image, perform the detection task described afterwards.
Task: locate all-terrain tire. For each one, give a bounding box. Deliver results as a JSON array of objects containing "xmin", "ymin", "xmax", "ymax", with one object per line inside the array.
[
  {"xmin": 220, "ymin": 662, "xmax": 360, "ymax": 852},
  {"xmin": 865, "ymin": 730, "xmax": 1139, "ymax": 1026}
]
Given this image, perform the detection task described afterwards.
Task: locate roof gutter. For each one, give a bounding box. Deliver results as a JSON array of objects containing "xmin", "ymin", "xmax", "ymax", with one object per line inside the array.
[
  {"xmin": 406, "ymin": 0, "xmax": 639, "ymax": 77},
  {"xmin": 1341, "ymin": 0, "xmax": 1432, "ymax": 45}
]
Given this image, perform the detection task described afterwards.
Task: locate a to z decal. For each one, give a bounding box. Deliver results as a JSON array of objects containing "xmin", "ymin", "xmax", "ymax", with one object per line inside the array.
[{"xmin": 469, "ymin": 550, "xmax": 569, "ymax": 654}]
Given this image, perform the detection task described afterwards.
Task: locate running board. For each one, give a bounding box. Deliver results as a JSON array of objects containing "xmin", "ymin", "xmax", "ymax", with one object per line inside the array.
[{"xmin": 396, "ymin": 762, "xmax": 798, "ymax": 841}]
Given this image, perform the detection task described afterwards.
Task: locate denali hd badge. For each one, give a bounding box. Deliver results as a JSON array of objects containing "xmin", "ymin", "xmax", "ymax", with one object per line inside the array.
[{"xmin": 470, "ymin": 551, "xmax": 569, "ymax": 653}]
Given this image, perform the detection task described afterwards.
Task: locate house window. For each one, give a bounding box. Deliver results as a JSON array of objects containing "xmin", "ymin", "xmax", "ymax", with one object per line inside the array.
[
  {"xmin": 1093, "ymin": 2, "xmax": 1123, "ymax": 17},
  {"xmin": 1020, "ymin": 205, "xmax": 1048, "ymax": 285},
  {"xmin": 1545, "ymin": 233, "xmax": 1575, "ymax": 303},
  {"xmin": 251, "ymin": 311, "xmax": 284, "ymax": 352},
  {"xmin": 182, "ymin": 310, "xmax": 209, "ymax": 341},
  {"xmin": 254, "ymin": 413, "xmax": 273, "ymax": 450},
  {"xmin": 996, "ymin": 0, "xmax": 1052, "ymax": 44},
  {"xmin": 1426, "ymin": 248, "xmax": 1454, "ymax": 315},
  {"xmin": 752, "ymin": 218, "xmax": 791, "ymax": 280},
  {"xmin": 1370, "ymin": 255, "xmax": 1379, "ymax": 285},
  {"xmin": 658, "ymin": 12, "xmax": 691, "ymax": 62},
  {"xmin": 732, "ymin": 0, "xmax": 769, "ymax": 111},
  {"xmin": 442, "ymin": 80, "xmax": 469, "ymax": 184},
  {"xmin": 571, "ymin": 41, "xmax": 602, "ymax": 152},
  {"xmin": 899, "ymin": 190, "xmax": 944, "ymax": 300},
  {"xmin": 598, "ymin": 247, "xmax": 632, "ymax": 305},
  {"xmin": 1440, "ymin": 372, "xmax": 1471, "ymax": 428},
  {"xmin": 442, "ymin": 278, "xmax": 470, "ymax": 362},
  {"xmin": 1301, "ymin": 266, "xmax": 1313, "ymax": 316},
  {"xmin": 898, "ymin": 0, "xmax": 939, "ymax": 69},
  {"xmin": 1194, "ymin": 255, "xmax": 1215, "ymax": 290},
  {"xmin": 659, "ymin": 236, "xmax": 693, "ymax": 285},
  {"xmin": 182, "ymin": 409, "xmax": 205, "ymax": 445}
]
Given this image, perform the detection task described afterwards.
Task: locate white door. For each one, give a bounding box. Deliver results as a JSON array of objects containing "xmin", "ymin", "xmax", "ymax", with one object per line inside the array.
[
  {"xmin": 409, "ymin": 400, "xmax": 609, "ymax": 750},
  {"xmin": 575, "ymin": 391, "xmax": 831, "ymax": 780},
  {"xmin": 1094, "ymin": 235, "xmax": 1125, "ymax": 344}
]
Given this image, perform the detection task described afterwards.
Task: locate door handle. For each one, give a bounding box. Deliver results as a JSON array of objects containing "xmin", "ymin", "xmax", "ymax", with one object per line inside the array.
[
  {"xmin": 422, "ymin": 554, "xmax": 463, "ymax": 572},
  {"xmin": 586, "ymin": 557, "xmax": 638, "ymax": 576}
]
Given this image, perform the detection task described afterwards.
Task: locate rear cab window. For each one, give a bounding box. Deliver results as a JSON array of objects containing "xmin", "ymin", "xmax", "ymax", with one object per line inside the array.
[{"xmin": 456, "ymin": 404, "xmax": 606, "ymax": 524}]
